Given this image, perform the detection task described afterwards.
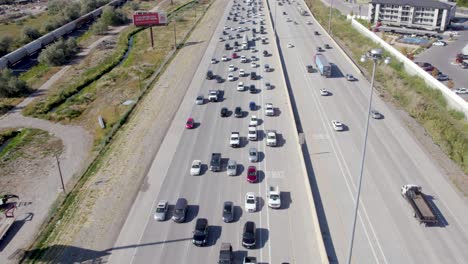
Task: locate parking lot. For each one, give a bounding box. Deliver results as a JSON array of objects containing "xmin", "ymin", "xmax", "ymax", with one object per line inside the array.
[{"xmin": 415, "ymin": 17, "xmax": 468, "ymax": 100}]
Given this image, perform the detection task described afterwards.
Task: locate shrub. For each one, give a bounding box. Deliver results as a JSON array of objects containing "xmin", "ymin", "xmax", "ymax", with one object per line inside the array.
[
  {"xmin": 38, "ymin": 38, "xmax": 79, "ymax": 66},
  {"xmin": 91, "ymin": 20, "xmax": 109, "ymax": 35},
  {"xmin": 101, "ymin": 6, "xmax": 128, "ymax": 26},
  {"xmin": 0, "ymin": 36, "xmax": 13, "ymax": 56},
  {"xmin": 22, "ymin": 26, "xmax": 41, "ymax": 43},
  {"xmin": 0, "ymin": 69, "xmax": 29, "ymax": 98}
]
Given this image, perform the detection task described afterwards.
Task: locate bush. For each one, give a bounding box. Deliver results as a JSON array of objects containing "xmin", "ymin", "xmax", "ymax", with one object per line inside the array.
[
  {"xmin": 38, "ymin": 38, "xmax": 79, "ymax": 66},
  {"xmin": 101, "ymin": 6, "xmax": 128, "ymax": 26},
  {"xmin": 81, "ymin": 0, "xmax": 110, "ymax": 15},
  {"xmin": 0, "ymin": 69, "xmax": 29, "ymax": 98},
  {"xmin": 22, "ymin": 26, "xmax": 41, "ymax": 43},
  {"xmin": 0, "ymin": 36, "xmax": 13, "ymax": 56},
  {"xmin": 91, "ymin": 20, "xmax": 109, "ymax": 35}
]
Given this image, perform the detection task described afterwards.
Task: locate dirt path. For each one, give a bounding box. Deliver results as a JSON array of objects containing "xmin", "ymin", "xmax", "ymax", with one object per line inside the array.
[{"xmin": 23, "ymin": 0, "xmax": 227, "ymax": 262}]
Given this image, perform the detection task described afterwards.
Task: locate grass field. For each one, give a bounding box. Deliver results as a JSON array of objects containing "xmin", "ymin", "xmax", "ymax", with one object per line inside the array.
[{"xmin": 0, "ymin": 12, "xmax": 48, "ymax": 42}]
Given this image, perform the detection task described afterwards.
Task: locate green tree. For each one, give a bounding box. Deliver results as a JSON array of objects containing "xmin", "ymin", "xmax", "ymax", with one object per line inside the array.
[
  {"xmin": 22, "ymin": 26, "xmax": 41, "ymax": 42},
  {"xmin": 0, "ymin": 36, "xmax": 13, "ymax": 56},
  {"xmin": 38, "ymin": 38, "xmax": 79, "ymax": 66},
  {"xmin": 0, "ymin": 69, "xmax": 29, "ymax": 98},
  {"xmin": 91, "ymin": 20, "xmax": 109, "ymax": 35},
  {"xmin": 101, "ymin": 6, "xmax": 128, "ymax": 26}
]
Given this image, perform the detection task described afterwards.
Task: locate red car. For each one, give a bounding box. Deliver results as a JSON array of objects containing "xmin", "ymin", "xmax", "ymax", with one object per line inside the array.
[
  {"xmin": 185, "ymin": 118, "xmax": 194, "ymax": 129},
  {"xmin": 231, "ymin": 53, "xmax": 238, "ymax": 59},
  {"xmin": 247, "ymin": 166, "xmax": 257, "ymax": 183}
]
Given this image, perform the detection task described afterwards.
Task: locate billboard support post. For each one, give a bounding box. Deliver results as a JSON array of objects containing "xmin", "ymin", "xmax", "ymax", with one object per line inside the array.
[{"xmin": 150, "ymin": 26, "xmax": 154, "ymax": 48}]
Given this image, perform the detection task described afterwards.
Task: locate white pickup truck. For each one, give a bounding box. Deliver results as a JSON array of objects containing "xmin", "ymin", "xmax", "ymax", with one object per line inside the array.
[
  {"xmin": 230, "ymin": 132, "xmax": 240, "ymax": 148},
  {"xmin": 268, "ymin": 186, "xmax": 281, "ymax": 208},
  {"xmin": 208, "ymin": 90, "xmax": 220, "ymax": 102}
]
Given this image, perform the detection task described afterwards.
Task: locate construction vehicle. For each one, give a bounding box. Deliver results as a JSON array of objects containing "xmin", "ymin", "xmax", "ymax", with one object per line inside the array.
[
  {"xmin": 0, "ymin": 194, "xmax": 19, "ymax": 240},
  {"xmin": 401, "ymin": 185, "xmax": 438, "ymax": 226}
]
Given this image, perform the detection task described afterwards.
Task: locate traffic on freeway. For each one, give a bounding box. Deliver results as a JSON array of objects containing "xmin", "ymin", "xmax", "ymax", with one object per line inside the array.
[
  {"xmin": 273, "ymin": 0, "xmax": 468, "ymax": 263},
  {"xmin": 109, "ymin": 0, "xmax": 324, "ymax": 263}
]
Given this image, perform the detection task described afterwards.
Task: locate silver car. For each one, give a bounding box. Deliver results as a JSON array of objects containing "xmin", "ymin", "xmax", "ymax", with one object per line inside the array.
[
  {"xmin": 227, "ymin": 160, "xmax": 237, "ymax": 176},
  {"xmin": 249, "ymin": 147, "xmax": 258, "ymax": 162},
  {"xmin": 190, "ymin": 160, "xmax": 202, "ymax": 176},
  {"xmin": 154, "ymin": 200, "xmax": 168, "ymax": 221},
  {"xmin": 371, "ymin": 110, "xmax": 382, "ymax": 119}
]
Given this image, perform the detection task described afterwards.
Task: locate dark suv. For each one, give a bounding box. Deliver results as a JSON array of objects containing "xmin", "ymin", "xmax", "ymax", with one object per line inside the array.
[
  {"xmin": 172, "ymin": 198, "xmax": 188, "ymax": 223},
  {"xmin": 222, "ymin": 201, "xmax": 234, "ymax": 223},
  {"xmin": 242, "ymin": 221, "xmax": 256, "ymax": 248},
  {"xmin": 234, "ymin": 107, "xmax": 243, "ymax": 118},
  {"xmin": 206, "ymin": 70, "xmax": 214, "ymax": 80},
  {"xmin": 250, "ymin": 72, "xmax": 257, "ymax": 80},
  {"xmin": 193, "ymin": 218, "xmax": 209, "ymax": 246}
]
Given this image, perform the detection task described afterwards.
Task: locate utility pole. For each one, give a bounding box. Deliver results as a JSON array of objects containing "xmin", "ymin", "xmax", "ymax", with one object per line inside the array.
[
  {"xmin": 55, "ymin": 154, "xmax": 66, "ymax": 194},
  {"xmin": 173, "ymin": 17, "xmax": 177, "ymax": 49},
  {"xmin": 328, "ymin": 0, "xmax": 333, "ymax": 34}
]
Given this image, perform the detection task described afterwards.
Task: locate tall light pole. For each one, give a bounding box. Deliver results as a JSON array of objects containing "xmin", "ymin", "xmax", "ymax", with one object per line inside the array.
[
  {"xmin": 346, "ymin": 49, "xmax": 390, "ymax": 264},
  {"xmin": 274, "ymin": 0, "xmax": 277, "ymax": 35}
]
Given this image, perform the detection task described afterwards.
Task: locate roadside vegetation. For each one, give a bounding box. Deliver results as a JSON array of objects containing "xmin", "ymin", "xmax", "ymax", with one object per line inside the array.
[
  {"xmin": 23, "ymin": 0, "xmax": 204, "ymax": 145},
  {"xmin": 0, "ymin": 0, "xmax": 113, "ymax": 56},
  {"xmin": 304, "ymin": 0, "xmax": 468, "ymax": 177},
  {"xmin": 22, "ymin": 1, "xmax": 209, "ymax": 261}
]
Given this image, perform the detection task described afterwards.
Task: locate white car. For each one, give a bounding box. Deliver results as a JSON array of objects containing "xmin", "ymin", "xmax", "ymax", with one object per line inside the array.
[
  {"xmin": 332, "ymin": 120, "xmax": 344, "ymax": 131},
  {"xmin": 211, "ymin": 58, "xmax": 217, "ymax": 64},
  {"xmin": 320, "ymin": 88, "xmax": 329, "ymax": 96},
  {"xmin": 266, "ymin": 130, "xmax": 277, "ymax": 147},
  {"xmin": 287, "ymin": 43, "xmax": 294, "ymax": 48},
  {"xmin": 228, "ymin": 73, "xmax": 235, "ymax": 81},
  {"xmin": 190, "ymin": 160, "xmax": 202, "ymax": 175},
  {"xmin": 237, "ymin": 81, "xmax": 245, "ymax": 91},
  {"xmin": 251, "ymin": 55, "xmax": 257, "ymax": 61},
  {"xmin": 239, "ymin": 69, "xmax": 246, "ymax": 77},
  {"xmin": 154, "ymin": 200, "xmax": 169, "ymax": 221},
  {"xmin": 454, "ymin": 88, "xmax": 468, "ymax": 94},
  {"xmin": 228, "ymin": 64, "xmax": 236, "ymax": 72},
  {"xmin": 245, "ymin": 192, "xmax": 257, "ymax": 212},
  {"xmin": 432, "ymin": 41, "xmax": 446, "ymax": 46},
  {"xmin": 249, "ymin": 115, "xmax": 258, "ymax": 126},
  {"xmin": 219, "ymin": 37, "xmax": 225, "ymax": 42},
  {"xmin": 222, "ymin": 55, "xmax": 228, "ymax": 61},
  {"xmin": 248, "ymin": 125, "xmax": 257, "ymax": 141},
  {"xmin": 286, "ymin": 17, "xmax": 292, "ymax": 22},
  {"xmin": 306, "ymin": 21, "xmax": 312, "ymax": 25},
  {"xmin": 240, "ymin": 56, "xmax": 247, "ymax": 63},
  {"xmin": 265, "ymin": 103, "xmax": 274, "ymax": 116},
  {"xmin": 251, "ymin": 62, "xmax": 257, "ymax": 68}
]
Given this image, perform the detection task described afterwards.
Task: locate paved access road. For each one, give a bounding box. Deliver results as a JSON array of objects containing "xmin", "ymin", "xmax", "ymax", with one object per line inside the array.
[
  {"xmin": 272, "ymin": 0, "xmax": 468, "ymax": 263},
  {"xmin": 109, "ymin": 0, "xmax": 324, "ymax": 263}
]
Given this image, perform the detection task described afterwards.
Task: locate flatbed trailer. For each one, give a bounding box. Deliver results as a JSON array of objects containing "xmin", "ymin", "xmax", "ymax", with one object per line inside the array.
[{"xmin": 401, "ymin": 185, "xmax": 438, "ymax": 226}]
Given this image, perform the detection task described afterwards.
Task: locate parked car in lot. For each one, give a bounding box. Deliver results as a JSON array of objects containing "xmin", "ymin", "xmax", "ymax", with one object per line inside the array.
[
  {"xmin": 324, "ymin": 44, "xmax": 331, "ymax": 49},
  {"xmin": 222, "ymin": 55, "xmax": 228, "ymax": 61},
  {"xmin": 250, "ymin": 72, "xmax": 257, "ymax": 80},
  {"xmin": 190, "ymin": 160, "xmax": 202, "ymax": 175},
  {"xmin": 211, "ymin": 58, "xmax": 217, "ymax": 64},
  {"xmin": 249, "ymin": 84, "xmax": 256, "ymax": 94},
  {"xmin": 265, "ymin": 82, "xmax": 272, "ymax": 90},
  {"xmin": 432, "ymin": 41, "xmax": 447, "ymax": 46},
  {"xmin": 228, "ymin": 73, "xmax": 235, "ymax": 81},
  {"xmin": 154, "ymin": 200, "xmax": 169, "ymax": 221},
  {"xmin": 237, "ymin": 82, "xmax": 246, "ymax": 91},
  {"xmin": 206, "ymin": 70, "xmax": 214, "ymax": 80}
]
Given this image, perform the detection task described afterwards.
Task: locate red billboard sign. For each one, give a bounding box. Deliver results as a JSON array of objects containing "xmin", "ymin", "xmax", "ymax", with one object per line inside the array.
[{"xmin": 133, "ymin": 12, "xmax": 167, "ymax": 27}]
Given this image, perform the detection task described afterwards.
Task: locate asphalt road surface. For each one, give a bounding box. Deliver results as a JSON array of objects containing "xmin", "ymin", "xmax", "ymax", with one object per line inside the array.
[
  {"xmin": 272, "ymin": 0, "xmax": 468, "ymax": 263},
  {"xmin": 109, "ymin": 0, "xmax": 324, "ymax": 263}
]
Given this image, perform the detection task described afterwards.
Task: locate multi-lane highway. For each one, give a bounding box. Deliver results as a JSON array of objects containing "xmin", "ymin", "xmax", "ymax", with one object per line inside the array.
[
  {"xmin": 271, "ymin": 0, "xmax": 468, "ymax": 263},
  {"xmin": 109, "ymin": 0, "xmax": 325, "ymax": 263}
]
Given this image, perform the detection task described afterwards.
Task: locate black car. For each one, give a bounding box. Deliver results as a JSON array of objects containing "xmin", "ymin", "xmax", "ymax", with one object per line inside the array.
[
  {"xmin": 206, "ymin": 70, "xmax": 214, "ymax": 80},
  {"xmin": 234, "ymin": 41, "xmax": 239, "ymax": 46},
  {"xmin": 316, "ymin": 46, "xmax": 323, "ymax": 52},
  {"xmin": 193, "ymin": 218, "xmax": 209, "ymax": 246},
  {"xmin": 314, "ymin": 31, "xmax": 320, "ymax": 35},
  {"xmin": 172, "ymin": 198, "xmax": 188, "ymax": 223},
  {"xmin": 236, "ymin": 33, "xmax": 241, "ymax": 38},
  {"xmin": 250, "ymin": 72, "xmax": 257, "ymax": 80},
  {"xmin": 306, "ymin": 65, "xmax": 314, "ymax": 73},
  {"xmin": 263, "ymin": 50, "xmax": 268, "ymax": 57},
  {"xmin": 252, "ymin": 28, "xmax": 256, "ymax": 33},
  {"xmin": 234, "ymin": 107, "xmax": 243, "ymax": 118},
  {"xmin": 283, "ymin": 11, "xmax": 286, "ymax": 15},
  {"xmin": 249, "ymin": 85, "xmax": 256, "ymax": 94},
  {"xmin": 225, "ymin": 43, "xmax": 231, "ymax": 50},
  {"xmin": 220, "ymin": 107, "xmax": 229, "ymax": 117},
  {"xmin": 215, "ymin": 76, "xmax": 223, "ymax": 83},
  {"xmin": 242, "ymin": 221, "xmax": 256, "ymax": 249},
  {"xmin": 222, "ymin": 201, "xmax": 234, "ymax": 223},
  {"xmin": 324, "ymin": 44, "xmax": 331, "ymax": 49}
]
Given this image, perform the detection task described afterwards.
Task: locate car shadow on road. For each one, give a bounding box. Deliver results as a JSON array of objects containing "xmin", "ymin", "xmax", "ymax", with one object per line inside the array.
[
  {"xmin": 256, "ymin": 228, "xmax": 269, "ymax": 249},
  {"xmin": 280, "ymin": 191, "xmax": 291, "ymax": 210},
  {"xmin": 185, "ymin": 205, "xmax": 200, "ymax": 223},
  {"xmin": 237, "ymin": 163, "xmax": 245, "ymax": 176},
  {"xmin": 234, "ymin": 206, "xmax": 243, "ymax": 223},
  {"xmin": 257, "ymin": 196, "xmax": 265, "ymax": 212},
  {"xmin": 207, "ymin": 225, "xmax": 222, "ymax": 247},
  {"xmin": 256, "ymin": 170, "xmax": 265, "ymax": 183},
  {"xmin": 233, "ymin": 250, "xmax": 248, "ymax": 263},
  {"xmin": 276, "ymin": 132, "xmax": 285, "ymax": 147},
  {"xmin": 330, "ymin": 63, "xmax": 345, "ymax": 79},
  {"xmin": 200, "ymin": 164, "xmax": 209, "ymax": 175}
]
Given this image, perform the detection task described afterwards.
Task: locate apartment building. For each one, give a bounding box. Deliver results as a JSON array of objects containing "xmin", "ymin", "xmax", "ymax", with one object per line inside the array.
[{"xmin": 368, "ymin": 0, "xmax": 456, "ymax": 32}]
